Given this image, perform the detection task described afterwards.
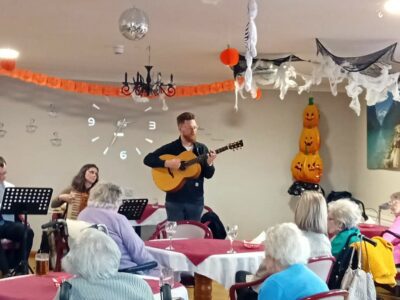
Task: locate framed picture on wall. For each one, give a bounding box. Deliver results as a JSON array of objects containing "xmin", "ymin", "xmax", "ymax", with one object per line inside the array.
[{"xmin": 367, "ymin": 92, "xmax": 400, "ymax": 170}]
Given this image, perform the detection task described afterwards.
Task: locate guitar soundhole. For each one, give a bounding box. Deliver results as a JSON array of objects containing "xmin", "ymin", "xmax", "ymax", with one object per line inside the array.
[{"xmin": 179, "ymin": 162, "xmax": 187, "ymax": 171}]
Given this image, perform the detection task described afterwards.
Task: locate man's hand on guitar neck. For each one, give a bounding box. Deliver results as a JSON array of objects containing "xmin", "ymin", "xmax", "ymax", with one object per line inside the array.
[
  {"xmin": 207, "ymin": 150, "xmax": 217, "ymax": 166},
  {"xmin": 164, "ymin": 158, "xmax": 181, "ymax": 170}
]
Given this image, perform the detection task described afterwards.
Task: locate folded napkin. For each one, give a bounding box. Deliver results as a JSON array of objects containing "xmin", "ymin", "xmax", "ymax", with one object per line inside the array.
[{"xmin": 250, "ymin": 231, "xmax": 266, "ymax": 244}]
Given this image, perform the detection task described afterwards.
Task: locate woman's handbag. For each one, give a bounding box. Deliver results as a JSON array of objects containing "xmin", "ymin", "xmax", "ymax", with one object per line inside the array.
[{"xmin": 340, "ymin": 236, "xmax": 376, "ymax": 300}]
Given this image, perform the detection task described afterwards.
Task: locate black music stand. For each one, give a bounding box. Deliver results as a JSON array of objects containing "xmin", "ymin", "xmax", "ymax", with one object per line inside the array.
[
  {"xmin": 118, "ymin": 199, "xmax": 148, "ymax": 237},
  {"xmin": 118, "ymin": 198, "xmax": 148, "ymax": 220},
  {"xmin": 1, "ymin": 187, "xmax": 53, "ymax": 275}
]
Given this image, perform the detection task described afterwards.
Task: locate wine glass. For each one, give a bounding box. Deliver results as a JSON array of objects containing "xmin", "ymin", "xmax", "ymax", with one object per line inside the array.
[
  {"xmin": 165, "ymin": 221, "xmax": 177, "ymax": 250},
  {"xmin": 226, "ymin": 225, "xmax": 238, "ymax": 254},
  {"xmin": 159, "ymin": 266, "xmax": 175, "ymax": 288}
]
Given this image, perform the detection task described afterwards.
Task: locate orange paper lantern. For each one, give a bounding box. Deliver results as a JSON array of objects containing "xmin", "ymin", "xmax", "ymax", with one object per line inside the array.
[{"xmin": 220, "ymin": 47, "xmax": 239, "ymax": 67}]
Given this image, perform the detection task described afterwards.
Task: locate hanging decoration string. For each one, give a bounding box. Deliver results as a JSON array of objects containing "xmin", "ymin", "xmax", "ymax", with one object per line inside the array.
[{"xmin": 0, "ymin": 68, "xmax": 235, "ymax": 98}]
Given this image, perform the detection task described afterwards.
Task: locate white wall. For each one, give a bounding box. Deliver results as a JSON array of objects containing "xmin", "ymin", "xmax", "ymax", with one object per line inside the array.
[{"xmin": 0, "ymin": 77, "xmax": 367, "ymax": 249}]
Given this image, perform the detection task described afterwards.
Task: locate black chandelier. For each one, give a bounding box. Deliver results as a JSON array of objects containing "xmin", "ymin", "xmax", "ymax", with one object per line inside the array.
[{"xmin": 121, "ymin": 65, "xmax": 176, "ymax": 97}]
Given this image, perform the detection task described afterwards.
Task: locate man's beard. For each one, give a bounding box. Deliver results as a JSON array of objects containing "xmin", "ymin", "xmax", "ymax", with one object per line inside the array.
[{"xmin": 183, "ymin": 133, "xmax": 196, "ymax": 143}]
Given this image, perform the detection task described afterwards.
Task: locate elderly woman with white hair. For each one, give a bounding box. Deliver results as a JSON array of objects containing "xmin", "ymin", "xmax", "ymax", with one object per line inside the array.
[
  {"xmin": 235, "ymin": 191, "xmax": 331, "ymax": 300},
  {"xmin": 295, "ymin": 190, "xmax": 331, "ymax": 257},
  {"xmin": 258, "ymin": 223, "xmax": 328, "ymax": 300},
  {"xmin": 54, "ymin": 228, "xmax": 153, "ymax": 300},
  {"xmin": 78, "ymin": 182, "xmax": 158, "ymax": 275},
  {"xmin": 328, "ymin": 199, "xmax": 362, "ymax": 258}
]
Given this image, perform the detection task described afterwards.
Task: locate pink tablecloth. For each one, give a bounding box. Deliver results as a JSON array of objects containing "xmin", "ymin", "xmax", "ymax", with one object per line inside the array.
[
  {"xmin": 145, "ymin": 239, "xmax": 264, "ymax": 266},
  {"xmin": 0, "ymin": 272, "xmax": 72, "ymax": 300},
  {"xmin": 137, "ymin": 205, "xmax": 165, "ymax": 224},
  {"xmin": 0, "ymin": 272, "xmax": 179, "ymax": 300},
  {"xmin": 359, "ymin": 223, "xmax": 388, "ymax": 238}
]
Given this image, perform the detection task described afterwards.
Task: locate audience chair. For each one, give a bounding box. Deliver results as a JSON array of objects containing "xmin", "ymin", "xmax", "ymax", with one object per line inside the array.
[
  {"xmin": 203, "ymin": 205, "xmax": 213, "ymax": 214},
  {"xmin": 300, "ymin": 289, "xmax": 348, "ymax": 300},
  {"xmin": 229, "ymin": 274, "xmax": 270, "ymax": 300},
  {"xmin": 150, "ymin": 220, "xmax": 213, "ymax": 240},
  {"xmin": 150, "ymin": 220, "xmax": 213, "ymax": 287},
  {"xmin": 1, "ymin": 215, "xmax": 31, "ymax": 271},
  {"xmin": 48, "ymin": 214, "xmax": 69, "ymax": 272},
  {"xmin": 307, "ymin": 256, "xmax": 336, "ymax": 283},
  {"xmin": 1, "ymin": 239, "xmax": 19, "ymax": 270},
  {"xmin": 48, "ymin": 212, "xmax": 66, "ymax": 271},
  {"xmin": 229, "ymin": 256, "xmax": 335, "ymax": 300},
  {"xmin": 380, "ymin": 230, "xmax": 400, "ymax": 296}
]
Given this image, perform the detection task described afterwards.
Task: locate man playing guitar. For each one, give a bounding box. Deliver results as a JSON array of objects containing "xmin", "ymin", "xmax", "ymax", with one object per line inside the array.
[{"xmin": 143, "ymin": 112, "xmax": 217, "ymax": 221}]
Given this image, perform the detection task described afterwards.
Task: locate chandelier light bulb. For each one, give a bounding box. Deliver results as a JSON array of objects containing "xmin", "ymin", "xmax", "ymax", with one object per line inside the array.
[{"xmin": 384, "ymin": 0, "xmax": 400, "ymax": 14}]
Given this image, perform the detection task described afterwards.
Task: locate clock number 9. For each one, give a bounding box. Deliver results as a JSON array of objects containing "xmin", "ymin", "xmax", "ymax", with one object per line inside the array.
[
  {"xmin": 120, "ymin": 150, "xmax": 127, "ymax": 160},
  {"xmin": 88, "ymin": 117, "xmax": 96, "ymax": 127}
]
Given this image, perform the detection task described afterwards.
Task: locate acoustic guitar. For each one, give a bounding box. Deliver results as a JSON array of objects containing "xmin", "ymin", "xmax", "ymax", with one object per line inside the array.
[{"xmin": 152, "ymin": 140, "xmax": 244, "ymax": 192}]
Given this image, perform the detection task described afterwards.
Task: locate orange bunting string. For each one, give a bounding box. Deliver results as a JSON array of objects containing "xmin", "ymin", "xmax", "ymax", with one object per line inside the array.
[
  {"xmin": 0, "ymin": 67, "xmax": 237, "ymax": 99},
  {"xmin": 60, "ymin": 80, "xmax": 76, "ymax": 92},
  {"xmin": 32, "ymin": 73, "xmax": 48, "ymax": 86},
  {"xmin": 256, "ymin": 88, "xmax": 262, "ymax": 100},
  {"xmin": 0, "ymin": 59, "xmax": 16, "ymax": 71},
  {"xmin": 47, "ymin": 77, "xmax": 61, "ymax": 89}
]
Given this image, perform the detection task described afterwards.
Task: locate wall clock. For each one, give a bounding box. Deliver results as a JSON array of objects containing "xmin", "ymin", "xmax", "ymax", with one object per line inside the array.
[{"xmin": 88, "ymin": 103, "xmax": 157, "ymax": 160}]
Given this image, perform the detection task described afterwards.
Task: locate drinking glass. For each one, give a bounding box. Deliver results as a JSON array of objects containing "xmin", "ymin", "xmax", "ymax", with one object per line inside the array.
[
  {"xmin": 159, "ymin": 266, "xmax": 175, "ymax": 288},
  {"xmin": 35, "ymin": 252, "xmax": 49, "ymax": 275},
  {"xmin": 165, "ymin": 221, "xmax": 177, "ymax": 250},
  {"xmin": 226, "ymin": 225, "xmax": 238, "ymax": 254}
]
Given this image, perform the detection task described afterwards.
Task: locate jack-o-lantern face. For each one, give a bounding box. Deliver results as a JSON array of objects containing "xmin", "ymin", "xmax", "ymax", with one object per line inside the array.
[
  {"xmin": 291, "ymin": 152, "xmax": 307, "ymax": 181},
  {"xmin": 303, "ymin": 98, "xmax": 320, "ymax": 128},
  {"xmin": 299, "ymin": 127, "xmax": 320, "ymax": 154},
  {"xmin": 303, "ymin": 153, "xmax": 323, "ymax": 183}
]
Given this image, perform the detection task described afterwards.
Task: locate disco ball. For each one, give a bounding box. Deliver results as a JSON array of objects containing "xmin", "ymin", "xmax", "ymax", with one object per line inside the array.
[{"xmin": 119, "ymin": 7, "xmax": 149, "ymax": 41}]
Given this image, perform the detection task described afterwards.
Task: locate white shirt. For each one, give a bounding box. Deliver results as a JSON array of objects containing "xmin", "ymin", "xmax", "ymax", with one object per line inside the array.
[{"xmin": 0, "ymin": 180, "xmax": 16, "ymax": 222}]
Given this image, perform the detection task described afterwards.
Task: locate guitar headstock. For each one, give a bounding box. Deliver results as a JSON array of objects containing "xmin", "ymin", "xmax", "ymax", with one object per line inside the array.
[{"xmin": 228, "ymin": 140, "xmax": 243, "ymax": 151}]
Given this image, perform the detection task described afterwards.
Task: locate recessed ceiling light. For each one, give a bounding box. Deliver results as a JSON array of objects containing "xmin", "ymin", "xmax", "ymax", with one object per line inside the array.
[
  {"xmin": 0, "ymin": 48, "xmax": 19, "ymax": 59},
  {"xmin": 384, "ymin": 0, "xmax": 400, "ymax": 14}
]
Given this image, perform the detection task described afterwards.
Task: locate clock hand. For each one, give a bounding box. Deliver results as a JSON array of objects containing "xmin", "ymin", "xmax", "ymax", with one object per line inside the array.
[{"xmin": 103, "ymin": 118, "xmax": 131, "ymax": 155}]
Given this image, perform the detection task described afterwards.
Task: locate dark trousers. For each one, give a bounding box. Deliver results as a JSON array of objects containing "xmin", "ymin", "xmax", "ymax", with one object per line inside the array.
[
  {"xmin": 165, "ymin": 201, "xmax": 203, "ymax": 221},
  {"xmin": 235, "ymin": 270, "xmax": 259, "ymax": 300},
  {"xmin": 0, "ymin": 221, "xmax": 34, "ymax": 273}
]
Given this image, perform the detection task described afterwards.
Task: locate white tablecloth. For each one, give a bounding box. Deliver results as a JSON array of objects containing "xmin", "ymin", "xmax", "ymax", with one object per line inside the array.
[{"xmin": 146, "ymin": 244, "xmax": 264, "ymax": 289}]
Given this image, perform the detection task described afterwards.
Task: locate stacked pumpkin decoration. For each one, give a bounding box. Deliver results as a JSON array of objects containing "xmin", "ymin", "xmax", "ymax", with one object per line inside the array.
[{"xmin": 290, "ymin": 97, "xmax": 323, "ymax": 184}]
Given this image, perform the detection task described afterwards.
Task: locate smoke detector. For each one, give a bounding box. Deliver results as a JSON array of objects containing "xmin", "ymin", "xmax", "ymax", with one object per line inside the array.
[{"xmin": 113, "ymin": 45, "xmax": 124, "ymax": 55}]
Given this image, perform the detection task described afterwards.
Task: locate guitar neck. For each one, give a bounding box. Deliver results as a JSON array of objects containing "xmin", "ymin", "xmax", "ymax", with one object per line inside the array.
[{"xmin": 184, "ymin": 146, "xmax": 229, "ymax": 167}]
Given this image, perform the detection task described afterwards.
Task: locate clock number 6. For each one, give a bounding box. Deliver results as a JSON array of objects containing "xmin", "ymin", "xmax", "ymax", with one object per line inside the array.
[{"xmin": 120, "ymin": 150, "xmax": 127, "ymax": 160}]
